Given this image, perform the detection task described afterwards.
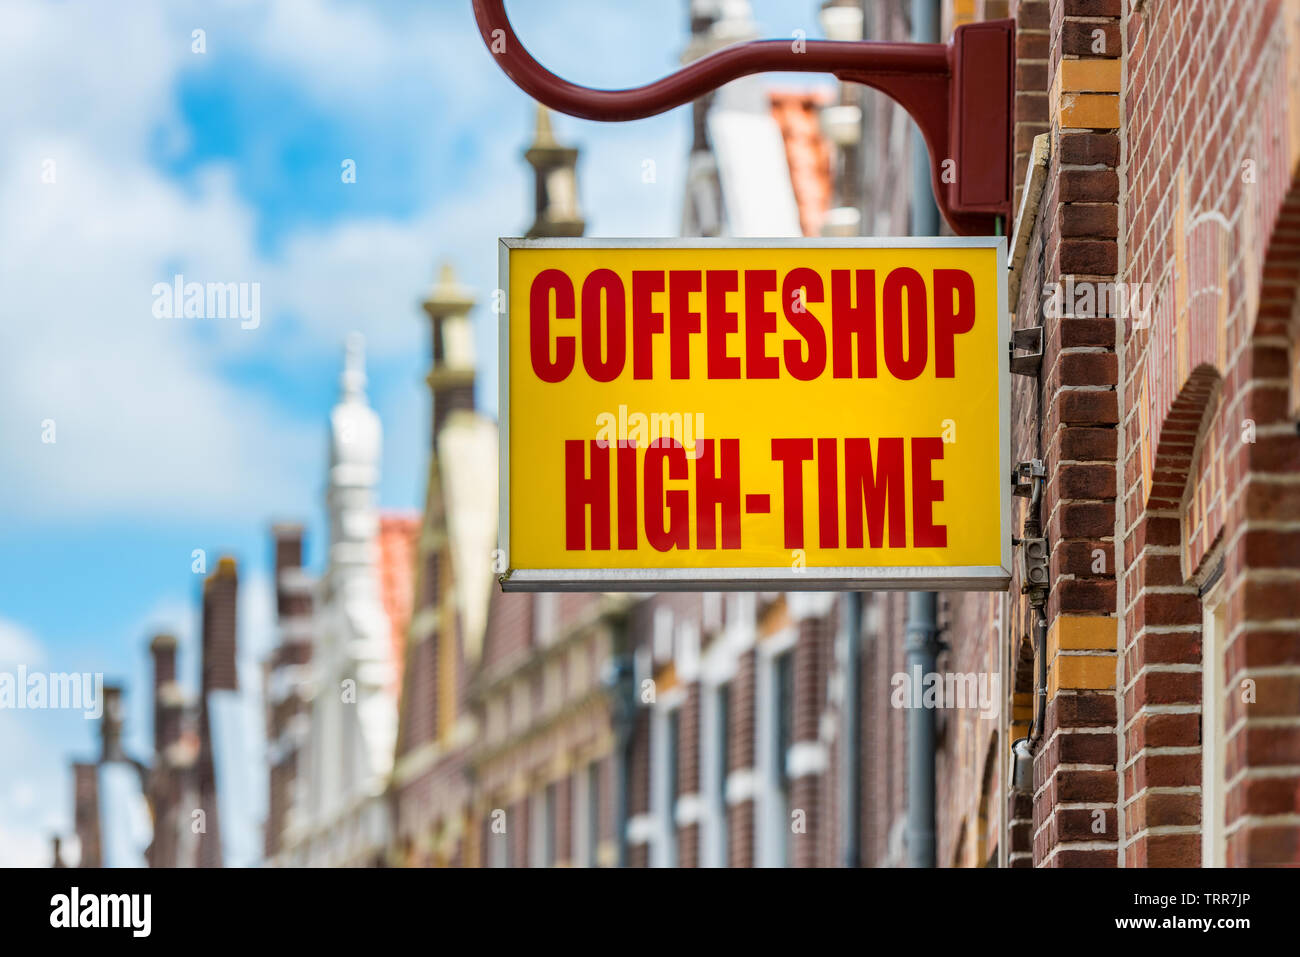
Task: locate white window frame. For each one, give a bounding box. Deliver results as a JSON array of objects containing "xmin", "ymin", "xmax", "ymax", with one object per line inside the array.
[
  {"xmin": 756, "ymin": 626, "xmax": 798, "ymax": 868},
  {"xmin": 1201, "ymin": 577, "xmax": 1227, "ymax": 868},
  {"xmin": 650, "ymin": 689, "xmax": 685, "ymax": 868},
  {"xmin": 487, "ymin": 806, "xmax": 509, "ymax": 868},
  {"xmin": 533, "ymin": 592, "xmax": 557, "ymax": 647},
  {"xmin": 653, "ymin": 606, "xmax": 674, "ymax": 665},
  {"xmin": 700, "ymin": 681, "xmax": 729, "ymax": 867},
  {"xmin": 699, "ymin": 629, "xmax": 738, "ymax": 868}
]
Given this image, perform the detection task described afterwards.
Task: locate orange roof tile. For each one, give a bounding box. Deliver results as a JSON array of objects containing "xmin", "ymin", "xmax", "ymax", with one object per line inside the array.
[
  {"xmin": 377, "ymin": 512, "xmax": 421, "ymax": 698},
  {"xmin": 769, "ymin": 89, "xmax": 834, "ymax": 238}
]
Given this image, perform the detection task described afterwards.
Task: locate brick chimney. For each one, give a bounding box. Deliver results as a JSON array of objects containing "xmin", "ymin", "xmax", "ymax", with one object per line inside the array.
[
  {"xmin": 421, "ymin": 263, "xmax": 478, "ymax": 441},
  {"xmin": 202, "ymin": 556, "xmax": 239, "ymax": 694},
  {"xmin": 147, "ymin": 633, "xmax": 186, "ymax": 868},
  {"xmin": 100, "ymin": 684, "xmax": 125, "ymax": 763},
  {"xmin": 72, "ymin": 762, "xmax": 101, "ymax": 868},
  {"xmin": 266, "ymin": 524, "xmax": 313, "ymax": 861},
  {"xmin": 524, "ymin": 105, "xmax": 585, "ymax": 238},
  {"xmin": 272, "ymin": 523, "xmax": 310, "ymax": 618},
  {"xmin": 273, "ymin": 522, "xmax": 302, "ymax": 586},
  {"xmin": 149, "ymin": 633, "xmax": 182, "ymax": 756},
  {"xmin": 197, "ymin": 555, "xmax": 237, "ymax": 868}
]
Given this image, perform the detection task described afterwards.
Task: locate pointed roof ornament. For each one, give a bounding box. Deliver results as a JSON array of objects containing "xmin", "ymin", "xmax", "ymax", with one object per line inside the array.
[
  {"xmin": 329, "ymin": 333, "xmax": 381, "ymax": 479},
  {"xmin": 684, "ymin": 0, "xmax": 757, "ymax": 61},
  {"xmin": 524, "ymin": 104, "xmax": 576, "ymax": 169},
  {"xmin": 713, "ymin": 0, "xmax": 757, "ymax": 40},
  {"xmin": 530, "ymin": 103, "xmax": 557, "ymax": 149},
  {"xmin": 423, "ymin": 260, "xmax": 476, "ymax": 319},
  {"xmin": 341, "ymin": 331, "xmax": 367, "ymax": 400},
  {"xmin": 523, "ymin": 108, "xmax": 584, "ymax": 238}
]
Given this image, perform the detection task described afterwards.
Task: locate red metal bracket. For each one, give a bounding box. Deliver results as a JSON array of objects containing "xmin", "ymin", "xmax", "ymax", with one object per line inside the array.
[{"xmin": 472, "ymin": 0, "xmax": 1013, "ymax": 236}]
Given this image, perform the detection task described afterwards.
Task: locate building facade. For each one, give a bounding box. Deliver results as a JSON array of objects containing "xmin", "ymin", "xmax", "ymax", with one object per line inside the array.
[
  {"xmin": 67, "ymin": 555, "xmax": 262, "ymax": 868},
  {"xmin": 390, "ymin": 0, "xmax": 1300, "ymax": 869},
  {"xmin": 265, "ymin": 337, "xmax": 420, "ymax": 866},
  {"xmin": 64, "ymin": 0, "xmax": 1300, "ymax": 870}
]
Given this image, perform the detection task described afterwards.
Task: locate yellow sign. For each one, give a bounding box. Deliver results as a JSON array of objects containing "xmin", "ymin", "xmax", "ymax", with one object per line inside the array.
[{"xmin": 499, "ymin": 239, "xmax": 1009, "ymax": 591}]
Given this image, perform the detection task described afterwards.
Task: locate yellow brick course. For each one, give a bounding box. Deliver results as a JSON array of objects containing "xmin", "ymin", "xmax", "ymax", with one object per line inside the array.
[
  {"xmin": 1059, "ymin": 58, "xmax": 1122, "ymax": 93},
  {"xmin": 1048, "ymin": 615, "xmax": 1119, "ymax": 657},
  {"xmin": 1059, "ymin": 93, "xmax": 1120, "ymax": 130}
]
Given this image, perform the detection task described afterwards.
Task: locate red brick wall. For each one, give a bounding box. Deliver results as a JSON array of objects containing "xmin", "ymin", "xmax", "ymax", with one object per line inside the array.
[
  {"xmin": 790, "ymin": 613, "xmax": 830, "ymax": 867},
  {"xmin": 73, "ymin": 762, "xmax": 101, "ymax": 868},
  {"xmin": 1121, "ymin": 0, "xmax": 1300, "ymax": 867},
  {"xmin": 728, "ymin": 648, "xmax": 756, "ymax": 868}
]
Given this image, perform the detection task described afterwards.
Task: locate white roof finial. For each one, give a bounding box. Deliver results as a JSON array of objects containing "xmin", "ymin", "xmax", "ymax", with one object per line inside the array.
[{"xmin": 342, "ymin": 332, "xmax": 367, "ymax": 399}]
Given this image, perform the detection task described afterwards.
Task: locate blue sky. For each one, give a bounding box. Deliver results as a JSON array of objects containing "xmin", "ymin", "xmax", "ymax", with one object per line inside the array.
[{"xmin": 0, "ymin": 0, "xmax": 831, "ymax": 865}]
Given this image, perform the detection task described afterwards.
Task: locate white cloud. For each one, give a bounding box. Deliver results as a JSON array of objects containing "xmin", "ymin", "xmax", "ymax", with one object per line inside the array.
[
  {"xmin": 0, "ymin": 0, "xmax": 710, "ymax": 863},
  {"xmin": 0, "ymin": 619, "xmax": 44, "ymax": 669},
  {"xmin": 0, "ymin": 820, "xmax": 52, "ymax": 868},
  {"xmin": 0, "ymin": 0, "xmax": 699, "ymax": 519},
  {"xmin": 0, "ymin": 2, "xmax": 320, "ymax": 521},
  {"xmin": 0, "ymin": 618, "xmax": 74, "ymax": 868}
]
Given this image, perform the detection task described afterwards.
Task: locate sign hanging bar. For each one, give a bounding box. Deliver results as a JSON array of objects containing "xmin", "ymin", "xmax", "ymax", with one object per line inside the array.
[{"xmin": 471, "ymin": 0, "xmax": 1014, "ymax": 235}]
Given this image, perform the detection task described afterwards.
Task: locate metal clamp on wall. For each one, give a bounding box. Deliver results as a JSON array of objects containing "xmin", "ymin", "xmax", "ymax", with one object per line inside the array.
[
  {"xmin": 1009, "ymin": 326, "xmax": 1043, "ymax": 377},
  {"xmin": 1011, "ymin": 459, "xmax": 1049, "ymax": 595}
]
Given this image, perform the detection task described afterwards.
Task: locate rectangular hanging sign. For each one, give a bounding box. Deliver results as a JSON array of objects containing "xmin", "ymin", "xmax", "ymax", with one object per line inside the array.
[{"xmin": 498, "ymin": 238, "xmax": 1009, "ymax": 591}]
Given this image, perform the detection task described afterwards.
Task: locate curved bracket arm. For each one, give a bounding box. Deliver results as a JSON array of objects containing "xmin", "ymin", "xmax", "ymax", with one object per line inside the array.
[{"xmin": 472, "ymin": 0, "xmax": 1013, "ymax": 236}]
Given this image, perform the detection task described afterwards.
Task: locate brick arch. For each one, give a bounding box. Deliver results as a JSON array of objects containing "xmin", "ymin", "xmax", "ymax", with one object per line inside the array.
[
  {"xmin": 1121, "ymin": 364, "xmax": 1225, "ymax": 868},
  {"xmin": 1253, "ymin": 178, "xmax": 1300, "ymax": 413},
  {"xmin": 1217, "ymin": 167, "xmax": 1300, "ymax": 866},
  {"xmin": 1006, "ymin": 629, "xmax": 1034, "ymax": 867},
  {"xmin": 976, "ymin": 731, "xmax": 999, "ymax": 867},
  {"xmin": 1121, "ymin": 145, "xmax": 1300, "ymax": 866},
  {"xmin": 1144, "ymin": 365, "xmax": 1222, "ymax": 514},
  {"xmin": 951, "ymin": 818, "xmax": 968, "ymax": 868}
]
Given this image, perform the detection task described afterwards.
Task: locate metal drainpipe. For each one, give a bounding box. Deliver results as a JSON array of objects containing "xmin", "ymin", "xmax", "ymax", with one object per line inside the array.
[
  {"xmin": 1025, "ymin": 474, "xmax": 1049, "ymax": 747},
  {"xmin": 904, "ymin": 591, "xmax": 941, "ymax": 868},
  {"xmin": 904, "ymin": 0, "xmax": 942, "ymax": 870},
  {"xmin": 909, "ymin": 0, "xmax": 940, "ymax": 237},
  {"xmin": 605, "ymin": 612, "xmax": 637, "ymax": 868}
]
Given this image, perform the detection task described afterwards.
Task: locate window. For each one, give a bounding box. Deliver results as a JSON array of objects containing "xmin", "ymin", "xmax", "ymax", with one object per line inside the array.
[
  {"xmin": 1202, "ymin": 577, "xmax": 1227, "ymax": 867},
  {"xmin": 756, "ymin": 634, "xmax": 797, "ymax": 867},
  {"xmin": 715, "ymin": 683, "xmax": 731, "ymax": 867},
  {"xmin": 571, "ymin": 761, "xmax": 601, "ymax": 868},
  {"xmin": 486, "ymin": 805, "xmax": 508, "ymax": 868},
  {"xmin": 544, "ymin": 661, "xmax": 561, "ymax": 712},
  {"xmin": 775, "ymin": 651, "xmax": 794, "ymax": 867},
  {"xmin": 544, "ymin": 783, "xmax": 556, "ymax": 868},
  {"xmin": 587, "ymin": 760, "xmax": 600, "ymax": 868},
  {"xmin": 528, "ymin": 788, "xmax": 555, "ymax": 868},
  {"xmin": 666, "ymin": 709, "xmax": 680, "ymax": 868}
]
